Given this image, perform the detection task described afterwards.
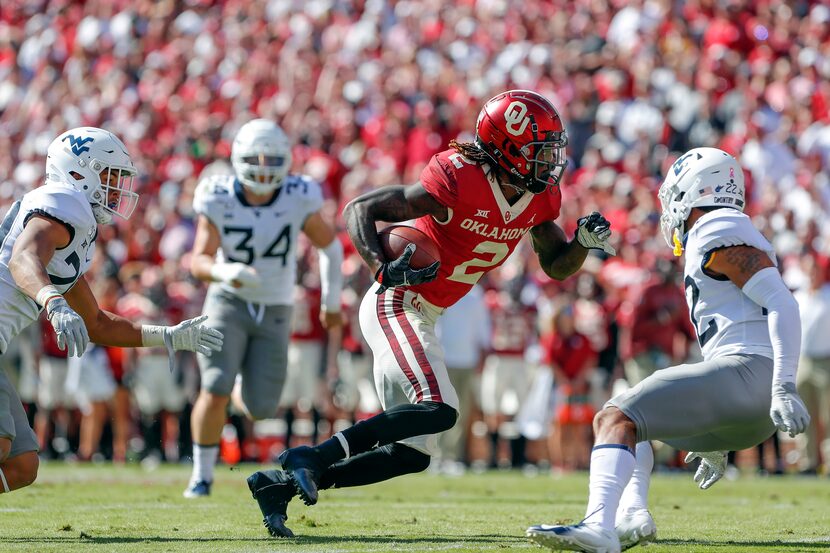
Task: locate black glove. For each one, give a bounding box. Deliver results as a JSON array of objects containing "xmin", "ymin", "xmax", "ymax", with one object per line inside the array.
[
  {"xmin": 575, "ymin": 211, "xmax": 616, "ymax": 255},
  {"xmin": 375, "ymin": 244, "xmax": 440, "ymax": 294}
]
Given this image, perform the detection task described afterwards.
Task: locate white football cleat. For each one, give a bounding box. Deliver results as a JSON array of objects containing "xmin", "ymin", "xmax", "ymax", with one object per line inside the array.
[
  {"xmin": 527, "ymin": 521, "xmax": 621, "ymax": 553},
  {"xmin": 616, "ymin": 509, "xmax": 656, "ymax": 550}
]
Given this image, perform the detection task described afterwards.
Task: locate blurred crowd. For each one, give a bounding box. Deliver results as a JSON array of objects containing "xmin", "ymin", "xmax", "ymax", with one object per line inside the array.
[{"xmin": 1, "ymin": 0, "xmax": 829, "ymax": 474}]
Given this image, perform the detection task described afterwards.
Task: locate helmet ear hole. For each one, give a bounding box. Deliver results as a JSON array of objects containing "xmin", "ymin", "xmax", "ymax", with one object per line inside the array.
[{"xmin": 69, "ymin": 171, "xmax": 84, "ymax": 181}]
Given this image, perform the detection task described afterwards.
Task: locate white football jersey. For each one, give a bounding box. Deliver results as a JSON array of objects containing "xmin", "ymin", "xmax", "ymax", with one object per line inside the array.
[
  {"xmin": 683, "ymin": 209, "xmax": 776, "ymax": 361},
  {"xmin": 193, "ymin": 174, "xmax": 323, "ymax": 305},
  {"xmin": 0, "ymin": 183, "xmax": 98, "ymax": 354}
]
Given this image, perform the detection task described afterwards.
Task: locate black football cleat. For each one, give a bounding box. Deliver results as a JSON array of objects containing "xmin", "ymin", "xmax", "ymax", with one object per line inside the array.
[
  {"xmin": 247, "ymin": 469, "xmax": 296, "ymax": 538},
  {"xmin": 278, "ymin": 446, "xmax": 327, "ymax": 506}
]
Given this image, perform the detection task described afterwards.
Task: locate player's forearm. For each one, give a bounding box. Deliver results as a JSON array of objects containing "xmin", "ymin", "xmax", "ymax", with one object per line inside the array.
[
  {"xmin": 741, "ymin": 267, "xmax": 801, "ymax": 385},
  {"xmin": 190, "ymin": 253, "xmax": 218, "ymax": 282},
  {"xmin": 8, "ymin": 250, "xmax": 54, "ymax": 301},
  {"xmin": 343, "ymin": 196, "xmax": 390, "ymax": 275},
  {"xmin": 541, "ymin": 239, "xmax": 589, "ymax": 280},
  {"xmin": 87, "ymin": 309, "xmax": 144, "ymax": 347}
]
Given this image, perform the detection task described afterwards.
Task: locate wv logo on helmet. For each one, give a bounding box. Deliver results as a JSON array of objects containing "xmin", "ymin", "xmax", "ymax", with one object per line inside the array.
[{"xmin": 63, "ymin": 134, "xmax": 95, "ymax": 156}]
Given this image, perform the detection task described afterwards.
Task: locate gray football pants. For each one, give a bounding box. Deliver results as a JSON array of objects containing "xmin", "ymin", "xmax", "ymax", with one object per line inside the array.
[{"xmin": 608, "ymin": 354, "xmax": 776, "ymax": 452}]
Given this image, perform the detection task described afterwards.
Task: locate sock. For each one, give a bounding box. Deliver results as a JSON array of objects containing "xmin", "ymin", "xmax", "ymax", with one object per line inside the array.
[
  {"xmin": 489, "ymin": 432, "xmax": 499, "ymax": 466},
  {"xmin": 283, "ymin": 409, "xmax": 295, "ymax": 449},
  {"xmin": 312, "ymin": 401, "xmax": 457, "ymax": 467},
  {"xmin": 617, "ymin": 441, "xmax": 653, "ymax": 515},
  {"xmin": 191, "ymin": 443, "xmax": 219, "ymax": 484},
  {"xmin": 0, "ymin": 467, "xmax": 9, "ymax": 493},
  {"xmin": 585, "ymin": 444, "xmax": 636, "ymax": 531},
  {"xmin": 510, "ymin": 435, "xmax": 527, "ymax": 467},
  {"xmin": 318, "ymin": 443, "xmax": 431, "ymax": 489}
]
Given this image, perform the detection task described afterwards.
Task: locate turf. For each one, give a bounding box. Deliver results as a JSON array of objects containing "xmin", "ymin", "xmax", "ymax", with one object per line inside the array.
[{"xmin": 1, "ymin": 462, "xmax": 828, "ymax": 552}]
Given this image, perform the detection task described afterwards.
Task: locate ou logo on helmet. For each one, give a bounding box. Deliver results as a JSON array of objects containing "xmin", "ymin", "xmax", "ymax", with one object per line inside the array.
[{"xmin": 504, "ymin": 101, "xmax": 530, "ymax": 136}]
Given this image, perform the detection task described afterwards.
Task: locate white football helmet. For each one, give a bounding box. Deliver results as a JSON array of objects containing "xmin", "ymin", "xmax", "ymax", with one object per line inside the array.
[
  {"xmin": 658, "ymin": 147, "xmax": 745, "ymax": 254},
  {"xmin": 46, "ymin": 127, "xmax": 139, "ymax": 225},
  {"xmin": 231, "ymin": 119, "xmax": 292, "ymax": 195}
]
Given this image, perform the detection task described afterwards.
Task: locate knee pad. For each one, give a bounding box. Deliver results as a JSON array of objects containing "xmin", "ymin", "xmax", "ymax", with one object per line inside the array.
[
  {"xmin": 421, "ymin": 401, "xmax": 458, "ymax": 434},
  {"xmin": 244, "ymin": 399, "xmax": 279, "ymax": 421},
  {"xmin": 388, "ymin": 443, "xmax": 431, "ymax": 474}
]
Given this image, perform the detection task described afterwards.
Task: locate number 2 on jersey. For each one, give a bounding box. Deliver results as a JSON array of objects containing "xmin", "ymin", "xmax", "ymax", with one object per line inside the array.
[
  {"xmin": 684, "ymin": 275, "xmax": 718, "ymax": 347},
  {"xmin": 447, "ymin": 241, "xmax": 509, "ymax": 285}
]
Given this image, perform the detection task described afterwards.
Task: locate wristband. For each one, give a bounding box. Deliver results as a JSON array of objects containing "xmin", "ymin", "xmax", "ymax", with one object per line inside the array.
[
  {"xmin": 36, "ymin": 284, "xmax": 62, "ymax": 309},
  {"xmin": 141, "ymin": 324, "xmax": 167, "ymax": 347}
]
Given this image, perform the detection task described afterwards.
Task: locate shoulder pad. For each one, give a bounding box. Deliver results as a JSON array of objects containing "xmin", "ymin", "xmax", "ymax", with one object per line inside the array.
[{"xmin": 22, "ymin": 184, "xmax": 95, "ymax": 231}]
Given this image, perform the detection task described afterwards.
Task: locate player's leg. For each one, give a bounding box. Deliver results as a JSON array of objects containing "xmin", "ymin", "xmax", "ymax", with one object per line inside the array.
[
  {"xmin": 615, "ymin": 441, "xmax": 657, "ymax": 550},
  {"xmin": 0, "ymin": 450, "xmax": 38, "ymax": 493},
  {"xmin": 240, "ymin": 304, "xmax": 298, "ymax": 536},
  {"xmin": 238, "ymin": 304, "xmax": 292, "ymax": 420},
  {"xmin": 479, "ymin": 354, "xmax": 504, "ymax": 467},
  {"xmin": 529, "ymin": 354, "xmax": 775, "ymax": 552},
  {"xmin": 186, "ymin": 289, "xmax": 248, "ymax": 497},
  {"xmin": 0, "ymin": 369, "xmax": 39, "ymax": 493},
  {"xmin": 278, "ymin": 287, "xmax": 458, "ymax": 502}
]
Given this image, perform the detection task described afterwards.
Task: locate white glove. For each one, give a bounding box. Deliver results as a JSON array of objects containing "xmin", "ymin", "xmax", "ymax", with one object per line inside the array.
[
  {"xmin": 770, "ymin": 382, "xmax": 811, "ymax": 437},
  {"xmin": 142, "ymin": 315, "xmax": 224, "ymax": 372},
  {"xmin": 45, "ymin": 297, "xmax": 89, "ymax": 358},
  {"xmin": 210, "ymin": 262, "xmax": 261, "ymax": 288},
  {"xmin": 576, "ymin": 212, "xmax": 616, "ymax": 255},
  {"xmin": 684, "ymin": 450, "xmax": 727, "ymax": 490}
]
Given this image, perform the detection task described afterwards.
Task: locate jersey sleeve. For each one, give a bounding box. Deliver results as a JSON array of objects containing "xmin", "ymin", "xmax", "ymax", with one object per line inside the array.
[
  {"xmin": 21, "ymin": 185, "xmax": 94, "ymax": 235},
  {"xmin": 419, "ymin": 154, "xmax": 459, "ymax": 209},
  {"xmin": 545, "ymin": 185, "xmax": 562, "ymax": 221},
  {"xmin": 193, "ymin": 176, "xmax": 226, "ymax": 225},
  {"xmin": 301, "ymin": 177, "xmax": 324, "ymax": 215},
  {"xmin": 692, "ymin": 212, "xmax": 776, "ymax": 262}
]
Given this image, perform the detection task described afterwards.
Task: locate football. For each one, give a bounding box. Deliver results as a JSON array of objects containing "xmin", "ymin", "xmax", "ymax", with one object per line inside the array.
[{"xmin": 378, "ymin": 224, "xmax": 441, "ymax": 269}]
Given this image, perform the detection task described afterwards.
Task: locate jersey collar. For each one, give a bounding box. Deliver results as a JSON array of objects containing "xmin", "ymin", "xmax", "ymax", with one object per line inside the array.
[
  {"xmin": 233, "ymin": 178, "xmax": 281, "ymax": 207},
  {"xmin": 485, "ymin": 169, "xmax": 534, "ymax": 224}
]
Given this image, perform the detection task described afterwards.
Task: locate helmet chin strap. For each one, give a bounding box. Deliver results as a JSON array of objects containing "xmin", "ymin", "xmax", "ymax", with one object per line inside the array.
[{"xmin": 91, "ymin": 204, "xmax": 113, "ymax": 224}]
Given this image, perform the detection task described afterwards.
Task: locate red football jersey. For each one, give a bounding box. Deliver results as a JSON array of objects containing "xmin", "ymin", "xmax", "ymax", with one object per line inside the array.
[{"xmin": 410, "ymin": 149, "xmax": 561, "ymax": 307}]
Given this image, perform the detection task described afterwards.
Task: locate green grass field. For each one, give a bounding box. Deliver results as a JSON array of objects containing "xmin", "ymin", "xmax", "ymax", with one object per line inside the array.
[{"xmin": 1, "ymin": 462, "xmax": 829, "ymax": 552}]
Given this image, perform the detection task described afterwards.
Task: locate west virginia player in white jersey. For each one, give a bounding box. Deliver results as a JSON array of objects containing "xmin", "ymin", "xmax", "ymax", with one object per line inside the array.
[
  {"xmin": 528, "ymin": 148, "xmax": 811, "ymax": 553},
  {"xmin": 183, "ymin": 119, "xmax": 343, "ymax": 498},
  {"xmin": 0, "ymin": 127, "xmax": 223, "ymax": 496}
]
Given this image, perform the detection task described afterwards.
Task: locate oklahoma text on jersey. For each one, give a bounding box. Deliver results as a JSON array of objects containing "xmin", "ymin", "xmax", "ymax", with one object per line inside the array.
[{"xmin": 409, "ymin": 149, "xmax": 561, "ymax": 308}]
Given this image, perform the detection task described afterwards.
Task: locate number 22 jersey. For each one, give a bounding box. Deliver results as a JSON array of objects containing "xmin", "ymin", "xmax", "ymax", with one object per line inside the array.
[
  {"xmin": 410, "ymin": 149, "xmax": 562, "ymax": 308},
  {"xmin": 193, "ymin": 175, "xmax": 323, "ymax": 305},
  {"xmin": 683, "ymin": 208, "xmax": 776, "ymax": 361}
]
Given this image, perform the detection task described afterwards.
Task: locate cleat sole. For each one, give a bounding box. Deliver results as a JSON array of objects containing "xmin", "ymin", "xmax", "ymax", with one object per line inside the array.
[{"xmin": 290, "ymin": 469, "xmax": 319, "ymax": 506}]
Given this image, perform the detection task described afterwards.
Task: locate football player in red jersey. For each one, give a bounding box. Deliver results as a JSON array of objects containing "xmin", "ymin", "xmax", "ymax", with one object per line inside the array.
[{"xmin": 247, "ymin": 90, "xmax": 615, "ymax": 537}]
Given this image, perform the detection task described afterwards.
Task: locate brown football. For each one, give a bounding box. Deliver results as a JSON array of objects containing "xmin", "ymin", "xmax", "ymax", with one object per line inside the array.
[{"xmin": 378, "ymin": 225, "xmax": 441, "ymax": 269}]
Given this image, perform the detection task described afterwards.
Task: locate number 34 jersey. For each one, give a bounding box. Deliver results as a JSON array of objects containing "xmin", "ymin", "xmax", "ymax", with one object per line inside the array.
[
  {"xmin": 410, "ymin": 149, "xmax": 562, "ymax": 308},
  {"xmin": 193, "ymin": 174, "xmax": 323, "ymax": 305},
  {"xmin": 683, "ymin": 209, "xmax": 776, "ymax": 361},
  {"xmin": 0, "ymin": 183, "xmax": 97, "ymax": 353}
]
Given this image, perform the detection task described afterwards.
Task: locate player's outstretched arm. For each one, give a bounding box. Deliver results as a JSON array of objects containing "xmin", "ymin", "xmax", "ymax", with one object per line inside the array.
[
  {"xmin": 65, "ymin": 278, "xmax": 223, "ymax": 371},
  {"xmin": 64, "ymin": 276, "xmax": 143, "ymax": 346},
  {"xmin": 529, "ymin": 221, "xmax": 590, "ymax": 280},
  {"xmin": 707, "ymin": 245, "xmax": 810, "ymax": 437},
  {"xmin": 343, "ymin": 183, "xmax": 446, "ymax": 275}
]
